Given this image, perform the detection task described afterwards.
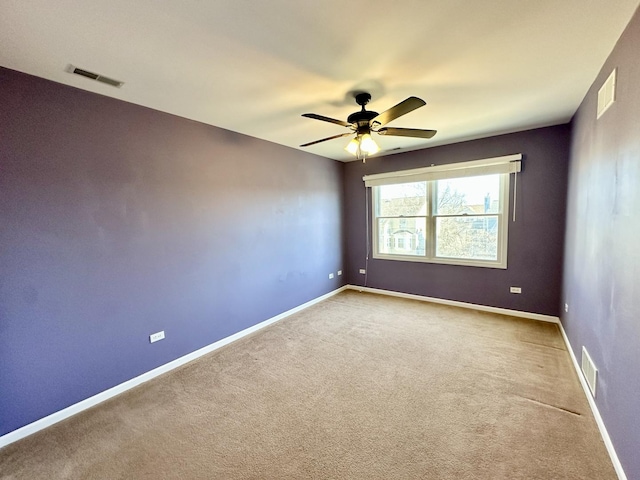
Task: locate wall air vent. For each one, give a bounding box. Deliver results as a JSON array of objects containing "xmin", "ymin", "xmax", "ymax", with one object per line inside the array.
[
  {"xmin": 66, "ymin": 65, "xmax": 124, "ymax": 88},
  {"xmin": 581, "ymin": 346, "xmax": 598, "ymax": 397},
  {"xmin": 597, "ymin": 68, "xmax": 616, "ymax": 119}
]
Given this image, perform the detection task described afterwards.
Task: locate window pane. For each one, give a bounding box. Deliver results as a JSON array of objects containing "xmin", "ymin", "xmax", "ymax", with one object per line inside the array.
[
  {"xmin": 377, "ymin": 217, "xmax": 427, "ymax": 256},
  {"xmin": 435, "ymin": 216, "xmax": 499, "ymax": 260},
  {"xmin": 376, "ymin": 182, "xmax": 427, "ymax": 217},
  {"xmin": 435, "ymin": 175, "xmax": 500, "ymax": 215}
]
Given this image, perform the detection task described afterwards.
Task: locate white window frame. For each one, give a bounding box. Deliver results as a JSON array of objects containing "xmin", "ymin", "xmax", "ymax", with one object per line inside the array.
[{"xmin": 364, "ymin": 154, "xmax": 521, "ymax": 269}]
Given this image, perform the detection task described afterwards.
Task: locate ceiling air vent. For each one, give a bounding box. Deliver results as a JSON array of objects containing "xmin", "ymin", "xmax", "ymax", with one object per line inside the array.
[
  {"xmin": 66, "ymin": 65, "xmax": 124, "ymax": 88},
  {"xmin": 597, "ymin": 68, "xmax": 616, "ymax": 119}
]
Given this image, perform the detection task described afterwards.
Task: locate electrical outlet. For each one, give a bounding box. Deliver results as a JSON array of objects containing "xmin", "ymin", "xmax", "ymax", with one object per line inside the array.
[
  {"xmin": 329, "ymin": 273, "xmax": 334, "ymax": 279},
  {"xmin": 564, "ymin": 303, "xmax": 569, "ymax": 312},
  {"xmin": 359, "ymin": 269, "xmax": 366, "ymax": 274},
  {"xmin": 149, "ymin": 331, "xmax": 165, "ymax": 343},
  {"xmin": 510, "ymin": 287, "xmax": 522, "ymax": 294},
  {"xmin": 337, "ymin": 270, "xmax": 342, "ymax": 276}
]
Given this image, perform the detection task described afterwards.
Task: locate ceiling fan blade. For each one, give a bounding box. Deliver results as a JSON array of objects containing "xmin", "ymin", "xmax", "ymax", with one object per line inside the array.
[
  {"xmin": 377, "ymin": 127, "xmax": 437, "ymax": 139},
  {"xmin": 371, "ymin": 97, "xmax": 426, "ymax": 127},
  {"xmin": 300, "ymin": 132, "xmax": 353, "ymax": 147},
  {"xmin": 302, "ymin": 113, "xmax": 352, "ymax": 128}
]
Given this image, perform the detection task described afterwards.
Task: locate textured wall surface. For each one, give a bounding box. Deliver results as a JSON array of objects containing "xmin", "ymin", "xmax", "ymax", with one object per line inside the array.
[
  {"xmin": 0, "ymin": 68, "xmax": 345, "ymax": 436},
  {"xmin": 563, "ymin": 7, "xmax": 640, "ymax": 478},
  {"xmin": 344, "ymin": 125, "xmax": 570, "ymax": 317}
]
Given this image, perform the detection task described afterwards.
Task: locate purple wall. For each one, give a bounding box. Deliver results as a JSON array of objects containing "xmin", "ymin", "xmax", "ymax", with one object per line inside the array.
[
  {"xmin": 344, "ymin": 125, "xmax": 570, "ymax": 317},
  {"xmin": 0, "ymin": 68, "xmax": 345, "ymax": 436},
  {"xmin": 563, "ymin": 7, "xmax": 640, "ymax": 478}
]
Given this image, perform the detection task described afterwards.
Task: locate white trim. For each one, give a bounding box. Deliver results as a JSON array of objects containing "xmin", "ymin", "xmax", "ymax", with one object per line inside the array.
[
  {"xmin": 370, "ymin": 170, "xmax": 511, "ymax": 269},
  {"xmin": 557, "ymin": 322, "xmax": 627, "ymax": 480},
  {"xmin": 370, "ymin": 252, "xmax": 509, "ymax": 269},
  {"xmin": 7, "ymin": 281, "xmax": 623, "ymax": 480},
  {"xmin": 0, "ymin": 285, "xmax": 348, "ymax": 449},
  {"xmin": 363, "ymin": 153, "xmax": 522, "ymax": 186},
  {"xmin": 347, "ymin": 285, "xmax": 559, "ymax": 323}
]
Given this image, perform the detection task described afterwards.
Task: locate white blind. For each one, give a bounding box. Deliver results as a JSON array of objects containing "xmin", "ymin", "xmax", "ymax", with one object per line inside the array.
[{"xmin": 363, "ymin": 154, "xmax": 522, "ymax": 187}]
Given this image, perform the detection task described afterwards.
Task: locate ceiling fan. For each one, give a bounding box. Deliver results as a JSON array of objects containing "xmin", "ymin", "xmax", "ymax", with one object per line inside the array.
[{"xmin": 300, "ymin": 92, "xmax": 436, "ymax": 159}]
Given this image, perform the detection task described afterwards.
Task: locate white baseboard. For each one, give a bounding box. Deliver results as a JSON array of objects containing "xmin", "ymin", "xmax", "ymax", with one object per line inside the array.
[
  {"xmin": 557, "ymin": 322, "xmax": 627, "ymax": 480},
  {"xmin": 347, "ymin": 285, "xmax": 560, "ymax": 323},
  {"xmin": 5, "ymin": 282, "xmax": 621, "ymax": 480},
  {"xmin": 0, "ymin": 285, "xmax": 348, "ymax": 449}
]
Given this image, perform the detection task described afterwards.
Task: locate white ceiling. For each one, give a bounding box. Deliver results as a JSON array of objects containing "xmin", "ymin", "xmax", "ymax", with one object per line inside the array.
[{"xmin": 2, "ymin": 0, "xmax": 639, "ymax": 161}]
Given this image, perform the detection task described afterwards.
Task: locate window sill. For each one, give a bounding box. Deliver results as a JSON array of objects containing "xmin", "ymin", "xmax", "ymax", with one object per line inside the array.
[{"xmin": 372, "ymin": 253, "xmax": 507, "ymax": 269}]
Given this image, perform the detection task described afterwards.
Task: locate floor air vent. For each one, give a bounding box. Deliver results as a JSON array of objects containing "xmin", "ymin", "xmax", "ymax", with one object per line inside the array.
[
  {"xmin": 66, "ymin": 65, "xmax": 124, "ymax": 88},
  {"xmin": 581, "ymin": 346, "xmax": 598, "ymax": 397}
]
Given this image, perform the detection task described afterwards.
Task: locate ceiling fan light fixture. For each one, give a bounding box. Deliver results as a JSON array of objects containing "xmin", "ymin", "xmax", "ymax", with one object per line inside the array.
[
  {"xmin": 345, "ymin": 137, "xmax": 360, "ymax": 155},
  {"xmin": 360, "ymin": 134, "xmax": 380, "ymax": 155}
]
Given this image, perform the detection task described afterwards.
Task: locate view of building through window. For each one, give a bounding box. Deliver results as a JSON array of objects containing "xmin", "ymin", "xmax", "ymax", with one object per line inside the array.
[
  {"xmin": 377, "ymin": 181, "xmax": 427, "ymax": 257},
  {"xmin": 374, "ymin": 174, "xmax": 505, "ymax": 266}
]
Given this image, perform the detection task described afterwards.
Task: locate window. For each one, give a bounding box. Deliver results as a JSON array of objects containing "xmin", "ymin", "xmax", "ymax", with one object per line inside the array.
[{"xmin": 364, "ymin": 154, "xmax": 521, "ymax": 269}]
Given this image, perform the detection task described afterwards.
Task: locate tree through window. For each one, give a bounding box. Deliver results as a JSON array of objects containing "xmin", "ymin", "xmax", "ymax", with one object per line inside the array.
[{"xmin": 370, "ymin": 162, "xmax": 514, "ymax": 268}]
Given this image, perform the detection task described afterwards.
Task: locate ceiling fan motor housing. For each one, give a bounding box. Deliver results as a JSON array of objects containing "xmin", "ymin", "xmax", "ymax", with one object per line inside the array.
[{"xmin": 348, "ymin": 110, "xmax": 378, "ymax": 134}]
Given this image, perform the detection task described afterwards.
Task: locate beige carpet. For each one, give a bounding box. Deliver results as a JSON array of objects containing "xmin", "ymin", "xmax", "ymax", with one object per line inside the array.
[{"xmin": 0, "ymin": 291, "xmax": 615, "ymax": 479}]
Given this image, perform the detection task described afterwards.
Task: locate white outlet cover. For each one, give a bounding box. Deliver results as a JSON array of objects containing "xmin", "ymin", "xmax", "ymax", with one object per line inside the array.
[
  {"xmin": 359, "ymin": 269, "xmax": 366, "ymax": 274},
  {"xmin": 337, "ymin": 270, "xmax": 342, "ymax": 276},
  {"xmin": 149, "ymin": 331, "xmax": 165, "ymax": 343},
  {"xmin": 510, "ymin": 287, "xmax": 522, "ymax": 294},
  {"xmin": 329, "ymin": 273, "xmax": 334, "ymax": 279}
]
